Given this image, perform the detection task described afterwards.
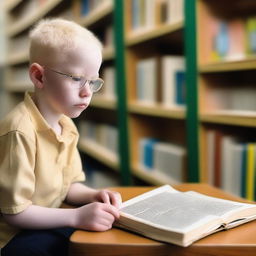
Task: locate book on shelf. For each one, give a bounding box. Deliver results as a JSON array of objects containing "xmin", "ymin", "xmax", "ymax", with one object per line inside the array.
[
  {"xmin": 227, "ymin": 19, "xmax": 246, "ymax": 61},
  {"xmin": 84, "ymin": 162, "xmax": 120, "ymax": 189},
  {"xmin": 139, "ymin": 138, "xmax": 159, "ymax": 170},
  {"xmin": 165, "ymin": 0, "xmax": 184, "ymax": 24},
  {"xmin": 136, "ymin": 55, "xmax": 186, "ymax": 107},
  {"xmin": 205, "ymin": 130, "xmax": 256, "ymax": 200},
  {"xmin": 115, "ymin": 184, "xmax": 256, "ymax": 247},
  {"xmin": 79, "ymin": 120, "xmax": 118, "ymax": 155},
  {"xmin": 161, "ymin": 55, "xmax": 186, "ymax": 108},
  {"xmin": 104, "ymin": 25, "xmax": 114, "ymax": 49},
  {"xmin": 130, "ymin": 0, "xmax": 156, "ymax": 32},
  {"xmin": 153, "ymin": 142, "xmax": 186, "ymax": 182},
  {"xmin": 202, "ymin": 11, "xmax": 256, "ymax": 62},
  {"xmin": 205, "ymin": 85, "xmax": 256, "ymax": 114},
  {"xmin": 246, "ymin": 17, "xmax": 256, "ymax": 55},
  {"xmin": 136, "ymin": 58, "xmax": 159, "ymax": 104},
  {"xmin": 101, "ymin": 66, "xmax": 116, "ymax": 100},
  {"xmin": 80, "ymin": 0, "xmax": 111, "ymax": 16},
  {"xmin": 139, "ymin": 138, "xmax": 186, "ymax": 183},
  {"xmin": 130, "ymin": 0, "xmax": 183, "ymax": 32},
  {"xmin": 243, "ymin": 143, "xmax": 256, "ymax": 201}
]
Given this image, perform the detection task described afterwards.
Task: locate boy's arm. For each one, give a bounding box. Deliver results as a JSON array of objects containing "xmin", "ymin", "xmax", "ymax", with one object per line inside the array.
[
  {"xmin": 65, "ymin": 183, "xmax": 122, "ymax": 209},
  {"xmin": 2, "ymin": 202, "xmax": 119, "ymax": 231}
]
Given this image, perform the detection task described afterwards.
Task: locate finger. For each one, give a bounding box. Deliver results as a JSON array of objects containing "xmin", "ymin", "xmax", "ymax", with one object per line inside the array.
[
  {"xmin": 100, "ymin": 191, "xmax": 111, "ymax": 205},
  {"xmin": 109, "ymin": 192, "xmax": 122, "ymax": 209},
  {"xmin": 103, "ymin": 204, "xmax": 120, "ymax": 220}
]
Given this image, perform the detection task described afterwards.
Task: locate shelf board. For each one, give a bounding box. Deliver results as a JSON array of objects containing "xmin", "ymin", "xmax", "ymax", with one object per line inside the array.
[
  {"xmin": 199, "ymin": 58, "xmax": 256, "ymax": 73},
  {"xmin": 79, "ymin": 1, "xmax": 113, "ymax": 27},
  {"xmin": 7, "ymin": 0, "xmax": 63, "ymax": 37},
  {"xmin": 200, "ymin": 111, "xmax": 256, "ymax": 127},
  {"xmin": 128, "ymin": 101, "xmax": 185, "ymax": 119},
  {"xmin": 102, "ymin": 46, "xmax": 115, "ymax": 61},
  {"xmin": 132, "ymin": 164, "xmax": 180, "ymax": 186},
  {"xmin": 90, "ymin": 96, "xmax": 117, "ymax": 110},
  {"xmin": 6, "ymin": 46, "xmax": 114, "ymax": 65},
  {"xmin": 4, "ymin": 0, "xmax": 23, "ymax": 11},
  {"xmin": 5, "ymin": 82, "xmax": 33, "ymax": 92},
  {"xmin": 126, "ymin": 21, "xmax": 183, "ymax": 46},
  {"xmin": 8, "ymin": 51, "xmax": 29, "ymax": 65},
  {"xmin": 79, "ymin": 138, "xmax": 119, "ymax": 171}
]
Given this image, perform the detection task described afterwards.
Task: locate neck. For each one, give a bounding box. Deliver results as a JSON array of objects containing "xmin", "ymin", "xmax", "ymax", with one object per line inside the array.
[{"xmin": 33, "ymin": 93, "xmax": 62, "ymax": 135}]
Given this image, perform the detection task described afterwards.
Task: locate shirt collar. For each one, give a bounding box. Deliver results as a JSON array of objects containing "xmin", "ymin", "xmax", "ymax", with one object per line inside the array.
[{"xmin": 24, "ymin": 92, "xmax": 78, "ymax": 140}]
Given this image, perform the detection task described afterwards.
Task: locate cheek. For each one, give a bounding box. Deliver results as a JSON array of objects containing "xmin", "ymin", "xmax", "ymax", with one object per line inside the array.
[{"xmin": 45, "ymin": 79, "xmax": 74, "ymax": 105}]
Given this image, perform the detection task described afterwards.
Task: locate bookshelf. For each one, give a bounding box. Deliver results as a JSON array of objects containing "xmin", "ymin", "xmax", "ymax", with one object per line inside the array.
[
  {"xmin": 4, "ymin": 0, "xmax": 72, "ymax": 109},
  {"xmin": 79, "ymin": 138, "xmax": 119, "ymax": 171},
  {"xmin": 123, "ymin": 0, "xmax": 188, "ymax": 185},
  {"xmin": 73, "ymin": 0, "xmax": 124, "ymax": 186},
  {"xmin": 197, "ymin": 0, "xmax": 256, "ymax": 200},
  {"xmin": 7, "ymin": 0, "xmax": 63, "ymax": 37},
  {"xmin": 4, "ymin": 0, "xmax": 255, "ymax": 195}
]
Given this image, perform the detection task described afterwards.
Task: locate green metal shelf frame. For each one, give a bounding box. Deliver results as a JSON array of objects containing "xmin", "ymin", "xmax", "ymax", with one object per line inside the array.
[
  {"xmin": 113, "ymin": 0, "xmax": 132, "ymax": 185},
  {"xmin": 184, "ymin": 0, "xmax": 199, "ymax": 182}
]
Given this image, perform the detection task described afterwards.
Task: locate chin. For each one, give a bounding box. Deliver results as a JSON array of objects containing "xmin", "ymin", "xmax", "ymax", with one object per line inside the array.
[{"xmin": 65, "ymin": 110, "xmax": 83, "ymax": 119}]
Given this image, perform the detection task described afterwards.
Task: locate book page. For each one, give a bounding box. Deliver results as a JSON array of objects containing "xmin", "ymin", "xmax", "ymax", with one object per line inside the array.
[{"xmin": 120, "ymin": 188, "xmax": 254, "ymax": 233}]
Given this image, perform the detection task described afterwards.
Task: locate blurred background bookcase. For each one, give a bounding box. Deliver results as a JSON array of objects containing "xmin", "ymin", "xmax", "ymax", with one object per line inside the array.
[
  {"xmin": 197, "ymin": 0, "xmax": 256, "ymax": 200},
  {"xmin": 72, "ymin": 0, "xmax": 122, "ymax": 188},
  {"xmin": 3, "ymin": 0, "xmax": 73, "ymax": 112},
  {"xmin": 124, "ymin": 0, "xmax": 188, "ymax": 185},
  {"xmin": 3, "ymin": 0, "xmax": 255, "ymax": 199}
]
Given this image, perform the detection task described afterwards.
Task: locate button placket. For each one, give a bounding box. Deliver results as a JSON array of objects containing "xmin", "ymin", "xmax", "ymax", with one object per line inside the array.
[{"xmin": 56, "ymin": 141, "xmax": 64, "ymax": 163}]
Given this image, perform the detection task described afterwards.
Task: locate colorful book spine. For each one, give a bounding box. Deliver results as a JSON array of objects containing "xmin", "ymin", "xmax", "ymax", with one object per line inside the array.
[
  {"xmin": 246, "ymin": 17, "xmax": 256, "ymax": 55},
  {"xmin": 175, "ymin": 71, "xmax": 186, "ymax": 105},
  {"xmin": 161, "ymin": 55, "xmax": 185, "ymax": 108},
  {"xmin": 139, "ymin": 138, "xmax": 159, "ymax": 170},
  {"xmin": 81, "ymin": 0, "xmax": 89, "ymax": 15},
  {"xmin": 246, "ymin": 143, "xmax": 256, "ymax": 201}
]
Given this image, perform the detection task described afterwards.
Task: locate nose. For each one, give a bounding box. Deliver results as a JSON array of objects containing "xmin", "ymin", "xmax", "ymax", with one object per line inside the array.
[{"xmin": 79, "ymin": 82, "xmax": 92, "ymax": 97}]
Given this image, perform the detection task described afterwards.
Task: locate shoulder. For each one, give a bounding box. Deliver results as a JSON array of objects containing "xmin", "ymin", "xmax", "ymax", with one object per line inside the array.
[{"xmin": 0, "ymin": 102, "xmax": 35, "ymax": 141}]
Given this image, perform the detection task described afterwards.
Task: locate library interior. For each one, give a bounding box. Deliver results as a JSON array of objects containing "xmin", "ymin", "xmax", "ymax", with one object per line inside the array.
[{"xmin": 0, "ymin": 0, "xmax": 256, "ymax": 254}]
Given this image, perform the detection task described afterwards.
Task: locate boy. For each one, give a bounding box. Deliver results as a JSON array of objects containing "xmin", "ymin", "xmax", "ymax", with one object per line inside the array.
[{"xmin": 0, "ymin": 18, "xmax": 121, "ymax": 256}]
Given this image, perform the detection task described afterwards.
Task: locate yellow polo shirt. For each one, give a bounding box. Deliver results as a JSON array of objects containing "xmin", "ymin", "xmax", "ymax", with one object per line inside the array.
[{"xmin": 0, "ymin": 92, "xmax": 85, "ymax": 248}]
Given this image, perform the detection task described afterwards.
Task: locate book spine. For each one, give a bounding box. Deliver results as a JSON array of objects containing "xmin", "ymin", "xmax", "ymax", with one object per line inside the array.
[
  {"xmin": 246, "ymin": 143, "xmax": 256, "ymax": 201},
  {"xmin": 161, "ymin": 56, "xmax": 185, "ymax": 107},
  {"xmin": 214, "ymin": 131, "xmax": 222, "ymax": 187},
  {"xmin": 139, "ymin": 138, "xmax": 159, "ymax": 170},
  {"xmin": 241, "ymin": 144, "xmax": 247, "ymax": 198},
  {"xmin": 153, "ymin": 142, "xmax": 186, "ymax": 182}
]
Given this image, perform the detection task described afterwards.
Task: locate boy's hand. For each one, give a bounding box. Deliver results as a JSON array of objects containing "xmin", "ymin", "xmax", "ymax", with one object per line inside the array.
[
  {"xmin": 93, "ymin": 189, "xmax": 122, "ymax": 209},
  {"xmin": 73, "ymin": 202, "xmax": 120, "ymax": 231}
]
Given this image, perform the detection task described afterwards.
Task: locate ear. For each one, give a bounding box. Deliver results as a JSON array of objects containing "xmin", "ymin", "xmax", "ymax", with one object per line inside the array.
[{"xmin": 29, "ymin": 63, "xmax": 44, "ymax": 89}]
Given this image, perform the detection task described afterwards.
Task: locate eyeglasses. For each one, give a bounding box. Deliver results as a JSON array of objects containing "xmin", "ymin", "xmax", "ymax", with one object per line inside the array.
[{"xmin": 45, "ymin": 67, "xmax": 104, "ymax": 92}]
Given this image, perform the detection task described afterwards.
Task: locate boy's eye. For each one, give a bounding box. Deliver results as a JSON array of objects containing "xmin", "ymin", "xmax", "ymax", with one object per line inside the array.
[{"xmin": 71, "ymin": 76, "xmax": 82, "ymax": 82}]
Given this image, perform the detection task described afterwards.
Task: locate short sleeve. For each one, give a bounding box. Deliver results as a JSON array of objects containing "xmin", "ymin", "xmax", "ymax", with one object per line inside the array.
[
  {"xmin": 0, "ymin": 131, "xmax": 35, "ymax": 214},
  {"xmin": 70, "ymin": 148, "xmax": 85, "ymax": 183}
]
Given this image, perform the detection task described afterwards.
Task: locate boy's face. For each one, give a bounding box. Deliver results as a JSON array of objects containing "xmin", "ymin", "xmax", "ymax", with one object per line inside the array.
[{"xmin": 41, "ymin": 43, "xmax": 102, "ymax": 118}]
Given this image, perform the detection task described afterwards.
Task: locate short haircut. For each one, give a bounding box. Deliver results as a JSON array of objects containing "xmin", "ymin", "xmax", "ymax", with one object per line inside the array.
[{"xmin": 29, "ymin": 18, "xmax": 102, "ymax": 64}]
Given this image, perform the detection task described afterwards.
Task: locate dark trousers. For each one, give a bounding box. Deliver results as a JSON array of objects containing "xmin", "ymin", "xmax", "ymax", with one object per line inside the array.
[{"xmin": 1, "ymin": 227, "xmax": 75, "ymax": 256}]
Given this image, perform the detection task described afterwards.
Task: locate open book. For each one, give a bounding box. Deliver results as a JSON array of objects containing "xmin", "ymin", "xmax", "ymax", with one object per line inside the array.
[{"xmin": 115, "ymin": 185, "xmax": 256, "ymax": 247}]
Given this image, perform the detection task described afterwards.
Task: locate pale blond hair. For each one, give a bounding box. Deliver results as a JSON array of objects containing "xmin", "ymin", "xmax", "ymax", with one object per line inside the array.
[{"xmin": 29, "ymin": 18, "xmax": 102, "ymax": 64}]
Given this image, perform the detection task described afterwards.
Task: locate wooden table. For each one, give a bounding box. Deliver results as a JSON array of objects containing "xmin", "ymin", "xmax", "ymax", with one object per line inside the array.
[{"xmin": 69, "ymin": 184, "xmax": 256, "ymax": 256}]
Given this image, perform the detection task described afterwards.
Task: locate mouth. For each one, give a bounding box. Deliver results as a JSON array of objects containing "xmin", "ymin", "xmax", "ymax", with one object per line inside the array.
[{"xmin": 74, "ymin": 104, "xmax": 87, "ymax": 109}]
